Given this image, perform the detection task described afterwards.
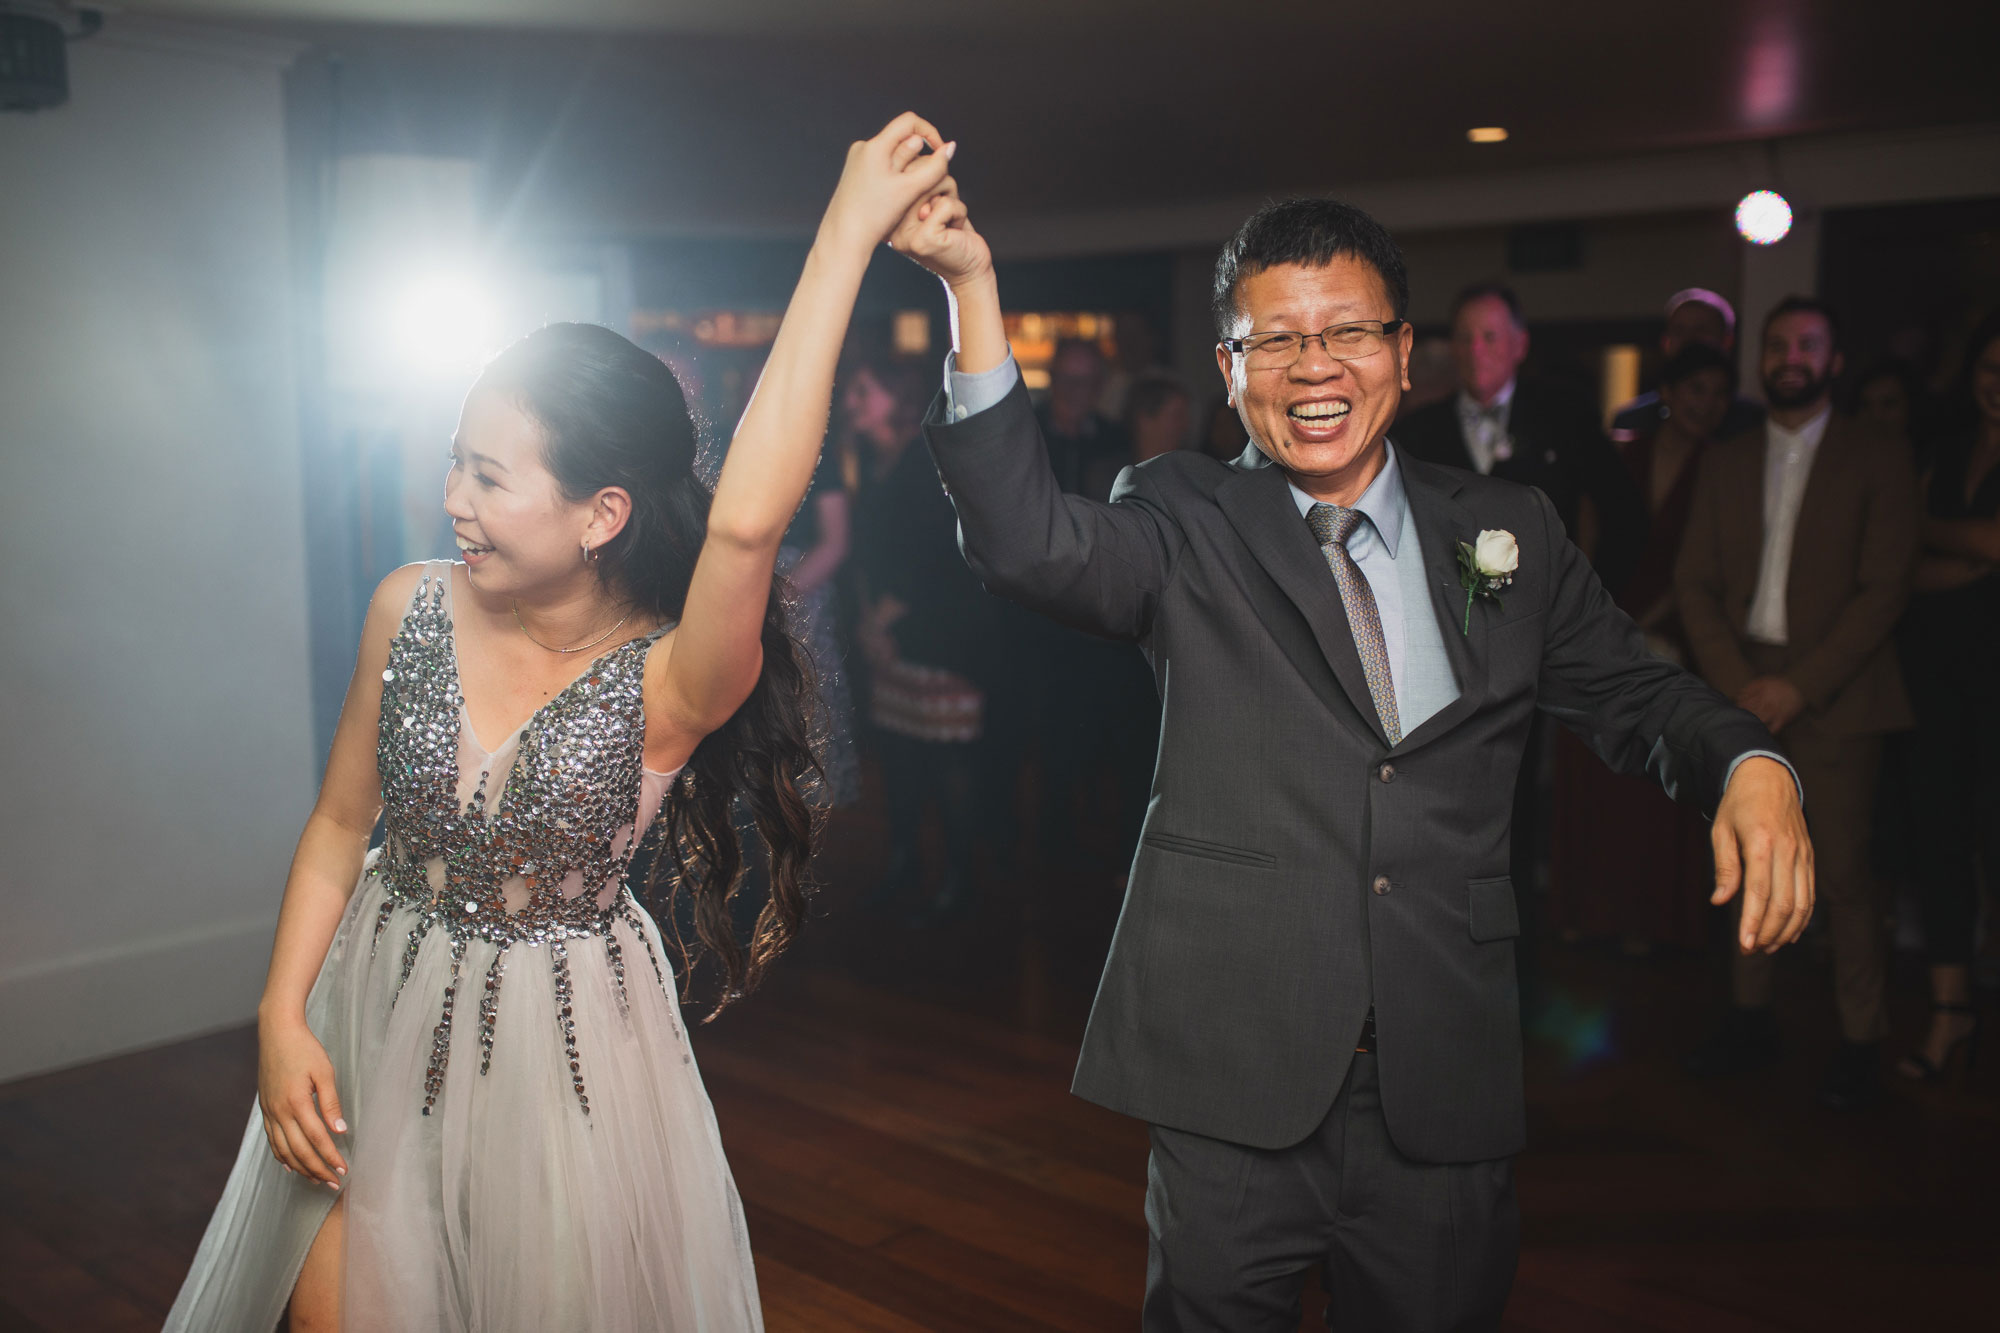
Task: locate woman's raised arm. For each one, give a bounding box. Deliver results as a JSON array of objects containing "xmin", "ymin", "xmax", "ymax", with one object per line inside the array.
[{"xmin": 650, "ymin": 113, "xmax": 954, "ymax": 750}]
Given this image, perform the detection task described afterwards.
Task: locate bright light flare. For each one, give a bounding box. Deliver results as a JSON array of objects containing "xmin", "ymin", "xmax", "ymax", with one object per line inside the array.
[
  {"xmin": 386, "ymin": 269, "xmax": 503, "ymax": 378},
  {"xmin": 1466, "ymin": 126, "xmax": 1509, "ymax": 144},
  {"xmin": 1735, "ymin": 190, "xmax": 1793, "ymax": 245}
]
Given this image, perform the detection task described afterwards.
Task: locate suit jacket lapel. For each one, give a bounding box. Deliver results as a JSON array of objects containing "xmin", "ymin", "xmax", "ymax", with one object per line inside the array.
[
  {"xmin": 1215, "ymin": 453, "xmax": 1390, "ymax": 748},
  {"xmin": 1394, "ymin": 454, "xmax": 1488, "ymax": 752}
]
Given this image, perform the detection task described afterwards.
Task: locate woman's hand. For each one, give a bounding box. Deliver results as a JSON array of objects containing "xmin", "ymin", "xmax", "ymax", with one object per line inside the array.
[
  {"xmin": 258, "ymin": 1015, "xmax": 348, "ymax": 1187},
  {"xmin": 820, "ymin": 112, "xmax": 955, "ymax": 258},
  {"xmin": 891, "ymin": 176, "xmax": 993, "ymax": 292}
]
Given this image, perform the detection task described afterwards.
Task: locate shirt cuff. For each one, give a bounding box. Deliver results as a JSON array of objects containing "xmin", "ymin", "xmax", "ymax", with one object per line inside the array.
[
  {"xmin": 943, "ymin": 350, "xmax": 1020, "ymax": 422},
  {"xmin": 1724, "ymin": 750, "xmax": 1803, "ymax": 806}
]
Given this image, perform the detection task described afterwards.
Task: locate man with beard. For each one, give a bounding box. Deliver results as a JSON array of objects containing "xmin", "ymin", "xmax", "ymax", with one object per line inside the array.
[{"xmin": 1675, "ymin": 295, "xmax": 1919, "ymax": 1111}]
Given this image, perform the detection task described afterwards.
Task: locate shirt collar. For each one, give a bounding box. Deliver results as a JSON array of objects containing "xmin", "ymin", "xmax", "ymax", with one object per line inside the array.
[
  {"xmin": 1768, "ymin": 403, "xmax": 1833, "ymax": 452},
  {"xmin": 1287, "ymin": 442, "xmax": 1406, "ymax": 559},
  {"xmin": 1458, "ymin": 377, "xmax": 1517, "ymax": 418}
]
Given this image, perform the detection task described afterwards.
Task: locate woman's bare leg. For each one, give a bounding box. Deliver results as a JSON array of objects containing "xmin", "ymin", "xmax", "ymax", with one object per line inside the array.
[{"xmin": 288, "ymin": 1195, "xmax": 345, "ymax": 1332}]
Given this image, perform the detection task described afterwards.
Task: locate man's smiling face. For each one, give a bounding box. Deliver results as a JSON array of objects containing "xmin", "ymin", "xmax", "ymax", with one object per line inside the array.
[{"xmin": 1215, "ymin": 256, "xmax": 1413, "ymax": 503}]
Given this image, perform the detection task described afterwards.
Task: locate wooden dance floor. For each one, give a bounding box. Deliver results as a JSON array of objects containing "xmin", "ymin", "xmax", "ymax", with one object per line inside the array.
[{"xmin": 3, "ymin": 816, "xmax": 1995, "ymax": 1330}]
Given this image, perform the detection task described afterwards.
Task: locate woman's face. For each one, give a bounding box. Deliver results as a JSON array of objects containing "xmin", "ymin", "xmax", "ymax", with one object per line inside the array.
[
  {"xmin": 1659, "ymin": 367, "xmax": 1732, "ymax": 440},
  {"xmin": 1858, "ymin": 375, "xmax": 1910, "ymax": 434},
  {"xmin": 1975, "ymin": 339, "xmax": 2000, "ymax": 428},
  {"xmin": 444, "ymin": 386, "xmax": 613, "ymax": 598},
  {"xmin": 842, "ymin": 368, "xmax": 900, "ymax": 448}
]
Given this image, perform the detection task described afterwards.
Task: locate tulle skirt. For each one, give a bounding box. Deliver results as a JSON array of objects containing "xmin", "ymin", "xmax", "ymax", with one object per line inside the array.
[{"xmin": 166, "ymin": 851, "xmax": 762, "ymax": 1332}]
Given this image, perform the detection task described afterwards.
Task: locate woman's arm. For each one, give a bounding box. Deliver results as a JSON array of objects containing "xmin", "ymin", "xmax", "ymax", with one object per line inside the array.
[
  {"xmin": 254, "ymin": 563, "xmax": 416, "ymax": 1187},
  {"xmin": 647, "ymin": 114, "xmax": 954, "ymax": 760},
  {"xmin": 788, "ymin": 490, "xmax": 851, "ymax": 594}
]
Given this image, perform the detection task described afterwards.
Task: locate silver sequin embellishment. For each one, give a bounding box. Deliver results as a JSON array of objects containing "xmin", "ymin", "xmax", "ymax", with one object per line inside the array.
[{"xmin": 373, "ymin": 568, "xmax": 671, "ymax": 1115}]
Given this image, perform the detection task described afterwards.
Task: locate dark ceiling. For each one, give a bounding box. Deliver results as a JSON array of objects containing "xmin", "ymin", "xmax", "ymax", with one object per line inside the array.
[{"xmin": 132, "ymin": 1, "xmax": 2000, "ymax": 240}]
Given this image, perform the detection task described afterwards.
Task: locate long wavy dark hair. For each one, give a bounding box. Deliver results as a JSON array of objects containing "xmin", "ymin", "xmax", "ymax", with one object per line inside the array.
[{"xmin": 474, "ymin": 322, "xmax": 821, "ymax": 1020}]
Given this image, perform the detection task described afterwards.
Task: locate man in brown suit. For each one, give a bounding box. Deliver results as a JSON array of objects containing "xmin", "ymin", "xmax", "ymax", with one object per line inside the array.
[{"xmin": 1675, "ymin": 295, "xmax": 1919, "ymax": 1110}]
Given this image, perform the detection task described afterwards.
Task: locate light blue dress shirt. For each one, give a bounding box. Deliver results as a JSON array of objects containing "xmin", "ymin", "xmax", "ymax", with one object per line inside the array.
[
  {"xmin": 1284, "ymin": 448, "xmax": 1462, "ymax": 733},
  {"xmin": 942, "ymin": 352, "xmax": 1796, "ymax": 798}
]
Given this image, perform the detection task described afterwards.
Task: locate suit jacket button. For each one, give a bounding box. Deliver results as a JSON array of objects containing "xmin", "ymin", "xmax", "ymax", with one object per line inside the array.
[
  {"xmin": 1372, "ymin": 875, "xmax": 1392, "ymax": 895},
  {"xmin": 1378, "ymin": 763, "xmax": 1395, "ymax": 783}
]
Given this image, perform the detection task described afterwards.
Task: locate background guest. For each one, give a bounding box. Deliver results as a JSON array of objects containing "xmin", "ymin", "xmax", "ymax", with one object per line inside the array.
[
  {"xmin": 1550, "ymin": 343, "xmax": 1740, "ymax": 953},
  {"xmin": 1398, "ymin": 281, "xmax": 1647, "ymax": 592},
  {"xmin": 1040, "ymin": 337, "xmax": 1132, "ymax": 500},
  {"xmin": 1675, "ymin": 296, "xmax": 1920, "ymax": 1110},
  {"xmin": 1199, "ymin": 392, "xmax": 1249, "ymax": 460},
  {"xmin": 1034, "ymin": 339, "xmax": 1150, "ymax": 872},
  {"xmin": 1894, "ymin": 310, "xmax": 2000, "ymax": 1082},
  {"xmin": 849, "ymin": 356, "xmax": 994, "ymax": 924},
  {"xmin": 1124, "ymin": 368, "xmax": 1190, "ymax": 462},
  {"xmin": 1396, "ymin": 282, "xmax": 1650, "ymax": 1008},
  {"xmin": 1097, "ymin": 312, "xmax": 1168, "ymax": 421},
  {"xmin": 1396, "ymin": 333, "xmax": 1458, "ymax": 419},
  {"xmin": 1611, "ymin": 288, "xmax": 1767, "ymax": 441},
  {"xmin": 782, "ymin": 430, "xmax": 861, "ymax": 809}
]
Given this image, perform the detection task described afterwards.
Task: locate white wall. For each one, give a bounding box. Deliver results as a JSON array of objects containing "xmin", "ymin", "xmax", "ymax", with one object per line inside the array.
[{"xmin": 0, "ymin": 20, "xmax": 314, "ymax": 1081}]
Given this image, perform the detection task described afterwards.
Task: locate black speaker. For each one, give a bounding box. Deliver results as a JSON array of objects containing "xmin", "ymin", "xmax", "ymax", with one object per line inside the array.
[{"xmin": 1, "ymin": 12, "xmax": 67, "ymax": 111}]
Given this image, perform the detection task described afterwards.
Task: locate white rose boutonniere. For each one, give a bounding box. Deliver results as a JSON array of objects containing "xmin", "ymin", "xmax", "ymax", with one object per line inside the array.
[{"xmin": 1455, "ymin": 529, "xmax": 1518, "ymax": 634}]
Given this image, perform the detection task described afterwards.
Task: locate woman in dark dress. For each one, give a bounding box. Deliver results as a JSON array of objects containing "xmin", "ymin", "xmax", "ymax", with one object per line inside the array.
[
  {"xmin": 1549, "ymin": 344, "xmax": 1738, "ymax": 952},
  {"xmin": 1896, "ymin": 311, "xmax": 2000, "ymax": 1081},
  {"xmin": 848, "ymin": 356, "xmax": 995, "ymax": 923}
]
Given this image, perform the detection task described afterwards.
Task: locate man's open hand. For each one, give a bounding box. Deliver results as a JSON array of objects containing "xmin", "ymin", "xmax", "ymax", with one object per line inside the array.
[{"xmin": 1711, "ymin": 755, "xmax": 1814, "ymax": 954}]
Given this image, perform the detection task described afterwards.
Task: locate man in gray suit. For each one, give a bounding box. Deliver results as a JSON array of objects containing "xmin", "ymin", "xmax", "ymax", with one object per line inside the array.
[{"xmin": 889, "ymin": 182, "xmax": 1813, "ymax": 1330}]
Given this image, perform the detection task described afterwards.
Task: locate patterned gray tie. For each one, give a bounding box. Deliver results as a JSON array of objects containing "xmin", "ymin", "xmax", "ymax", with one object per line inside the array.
[{"xmin": 1307, "ymin": 502, "xmax": 1403, "ymax": 746}]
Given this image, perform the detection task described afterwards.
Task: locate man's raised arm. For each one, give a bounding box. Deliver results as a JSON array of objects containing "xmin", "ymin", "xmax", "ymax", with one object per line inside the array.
[{"xmin": 889, "ymin": 175, "xmax": 1180, "ymax": 641}]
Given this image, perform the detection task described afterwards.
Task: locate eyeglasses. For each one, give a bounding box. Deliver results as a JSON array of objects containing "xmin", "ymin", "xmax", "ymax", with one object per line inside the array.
[{"xmin": 1221, "ymin": 320, "xmax": 1407, "ymax": 370}]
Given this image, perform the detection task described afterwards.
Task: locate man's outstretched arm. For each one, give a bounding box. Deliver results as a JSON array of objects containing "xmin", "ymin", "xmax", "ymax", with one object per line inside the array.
[{"xmin": 1531, "ymin": 487, "xmax": 1812, "ymax": 955}]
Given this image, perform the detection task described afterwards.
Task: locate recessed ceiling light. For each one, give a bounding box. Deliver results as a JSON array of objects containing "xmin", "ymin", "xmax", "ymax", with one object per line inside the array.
[{"xmin": 1467, "ymin": 127, "xmax": 1509, "ymax": 144}]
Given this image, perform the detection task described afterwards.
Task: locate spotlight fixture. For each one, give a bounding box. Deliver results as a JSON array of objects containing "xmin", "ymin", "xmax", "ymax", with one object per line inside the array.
[
  {"xmin": 1466, "ymin": 127, "xmax": 1509, "ymax": 144},
  {"xmin": 1734, "ymin": 189, "xmax": 1793, "ymax": 245}
]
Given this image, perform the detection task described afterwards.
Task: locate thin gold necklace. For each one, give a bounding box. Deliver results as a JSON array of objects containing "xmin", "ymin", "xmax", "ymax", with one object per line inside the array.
[{"xmin": 512, "ymin": 600, "xmax": 634, "ymax": 654}]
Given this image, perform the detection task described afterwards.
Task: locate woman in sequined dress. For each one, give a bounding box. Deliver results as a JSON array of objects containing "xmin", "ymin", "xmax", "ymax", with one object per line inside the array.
[{"xmin": 167, "ymin": 114, "xmax": 961, "ymax": 1333}]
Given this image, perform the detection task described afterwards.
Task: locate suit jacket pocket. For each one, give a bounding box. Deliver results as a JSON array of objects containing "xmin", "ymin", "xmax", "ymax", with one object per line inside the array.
[
  {"xmin": 1142, "ymin": 832, "xmax": 1278, "ymax": 870},
  {"xmin": 1468, "ymin": 876, "xmax": 1520, "ymax": 941}
]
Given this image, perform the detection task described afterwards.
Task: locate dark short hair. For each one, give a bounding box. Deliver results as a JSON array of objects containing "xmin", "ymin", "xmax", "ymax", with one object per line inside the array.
[
  {"xmin": 1212, "ymin": 198, "xmax": 1409, "ymax": 336},
  {"xmin": 1450, "ymin": 282, "xmax": 1525, "ymax": 329},
  {"xmin": 1660, "ymin": 341, "xmax": 1738, "ymax": 393},
  {"xmin": 1761, "ymin": 295, "xmax": 1842, "ymax": 350}
]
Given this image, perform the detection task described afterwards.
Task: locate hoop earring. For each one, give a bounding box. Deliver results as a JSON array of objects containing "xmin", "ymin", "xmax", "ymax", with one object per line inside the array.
[{"xmin": 581, "ymin": 540, "xmax": 596, "ymax": 563}]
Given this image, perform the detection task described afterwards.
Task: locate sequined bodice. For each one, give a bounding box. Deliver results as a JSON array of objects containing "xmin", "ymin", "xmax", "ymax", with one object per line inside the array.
[
  {"xmin": 366, "ymin": 564, "xmax": 679, "ymax": 1117},
  {"xmin": 375, "ymin": 566, "xmax": 666, "ymax": 936}
]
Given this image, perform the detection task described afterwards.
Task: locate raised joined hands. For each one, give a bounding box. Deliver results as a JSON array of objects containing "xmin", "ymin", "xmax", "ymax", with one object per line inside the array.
[
  {"xmin": 821, "ymin": 112, "xmax": 958, "ymax": 257},
  {"xmin": 892, "ymin": 172, "xmax": 992, "ymax": 290}
]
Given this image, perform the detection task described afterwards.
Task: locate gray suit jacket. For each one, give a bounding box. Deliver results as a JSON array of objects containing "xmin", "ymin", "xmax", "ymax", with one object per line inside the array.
[{"xmin": 926, "ymin": 382, "xmax": 1773, "ymax": 1163}]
